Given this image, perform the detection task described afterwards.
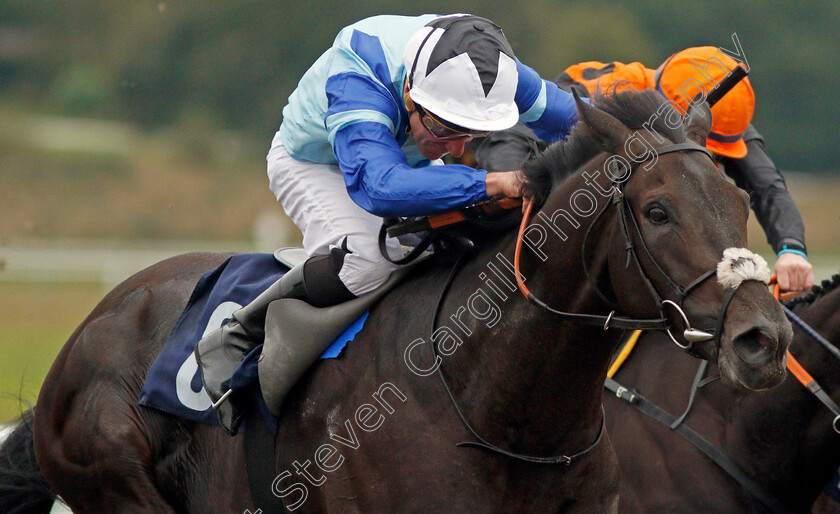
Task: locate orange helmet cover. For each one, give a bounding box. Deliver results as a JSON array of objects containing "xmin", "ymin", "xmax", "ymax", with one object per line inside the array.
[{"xmin": 656, "ymin": 46, "xmax": 754, "ymax": 158}]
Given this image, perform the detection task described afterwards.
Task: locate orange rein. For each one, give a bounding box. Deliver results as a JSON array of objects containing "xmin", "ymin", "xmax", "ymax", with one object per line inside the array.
[
  {"xmin": 514, "ymin": 197, "xmax": 534, "ymax": 299},
  {"xmin": 770, "ymin": 276, "xmax": 814, "ymax": 387},
  {"xmin": 770, "ymin": 276, "xmax": 801, "ymax": 302},
  {"xmin": 515, "ymin": 205, "xmax": 815, "ymax": 389}
]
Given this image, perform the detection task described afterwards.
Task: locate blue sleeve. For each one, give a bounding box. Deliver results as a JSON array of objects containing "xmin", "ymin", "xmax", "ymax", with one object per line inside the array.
[
  {"xmin": 514, "ymin": 59, "xmax": 579, "ymax": 142},
  {"xmin": 325, "ymin": 72, "xmax": 401, "ymax": 140},
  {"xmin": 333, "ymin": 122, "xmax": 489, "ymax": 217}
]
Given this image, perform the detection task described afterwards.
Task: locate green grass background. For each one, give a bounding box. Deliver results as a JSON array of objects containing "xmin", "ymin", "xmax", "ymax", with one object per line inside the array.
[{"xmin": 0, "ymin": 282, "xmax": 103, "ymax": 422}]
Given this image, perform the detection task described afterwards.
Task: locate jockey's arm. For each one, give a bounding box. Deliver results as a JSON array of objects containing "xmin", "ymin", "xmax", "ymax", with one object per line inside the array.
[
  {"xmin": 333, "ymin": 121, "xmax": 494, "ymax": 218},
  {"xmin": 719, "ymin": 125, "xmax": 815, "ymax": 290},
  {"xmin": 329, "ymin": 62, "xmax": 581, "ymax": 219}
]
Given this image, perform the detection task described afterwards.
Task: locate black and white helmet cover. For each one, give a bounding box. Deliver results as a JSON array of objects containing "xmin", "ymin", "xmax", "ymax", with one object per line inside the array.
[{"xmin": 402, "ymin": 14, "xmax": 520, "ymax": 132}]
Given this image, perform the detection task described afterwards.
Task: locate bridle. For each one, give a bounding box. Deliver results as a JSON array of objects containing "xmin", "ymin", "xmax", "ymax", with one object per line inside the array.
[
  {"xmin": 508, "ymin": 65, "xmax": 755, "ymax": 357},
  {"xmin": 432, "ymin": 139, "xmax": 754, "ymax": 467},
  {"xmin": 515, "ymin": 140, "xmax": 742, "ymax": 357},
  {"xmin": 424, "ymin": 71, "xmax": 758, "ymax": 466}
]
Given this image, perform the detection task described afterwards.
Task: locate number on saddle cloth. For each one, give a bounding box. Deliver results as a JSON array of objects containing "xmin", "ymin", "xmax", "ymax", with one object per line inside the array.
[
  {"xmin": 139, "ymin": 253, "xmax": 289, "ymax": 425},
  {"xmin": 138, "ymin": 251, "xmax": 367, "ymax": 426}
]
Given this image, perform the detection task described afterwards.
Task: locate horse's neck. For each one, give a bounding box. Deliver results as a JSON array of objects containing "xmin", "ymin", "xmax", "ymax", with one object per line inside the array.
[{"xmin": 438, "ymin": 176, "xmax": 619, "ymax": 454}]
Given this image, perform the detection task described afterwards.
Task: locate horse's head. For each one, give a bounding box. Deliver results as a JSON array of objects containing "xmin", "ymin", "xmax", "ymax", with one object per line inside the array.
[{"xmin": 525, "ymin": 89, "xmax": 792, "ymax": 391}]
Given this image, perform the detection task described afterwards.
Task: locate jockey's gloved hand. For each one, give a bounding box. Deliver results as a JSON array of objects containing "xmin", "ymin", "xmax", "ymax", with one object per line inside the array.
[{"xmin": 774, "ymin": 251, "xmax": 816, "ymax": 291}]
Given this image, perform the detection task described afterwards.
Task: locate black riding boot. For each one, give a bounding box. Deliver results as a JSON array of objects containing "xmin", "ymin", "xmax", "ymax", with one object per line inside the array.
[{"xmin": 195, "ymin": 249, "xmax": 355, "ymax": 433}]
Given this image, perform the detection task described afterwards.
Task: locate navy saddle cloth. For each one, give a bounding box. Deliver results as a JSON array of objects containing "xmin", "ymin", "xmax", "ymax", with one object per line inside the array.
[{"xmin": 138, "ymin": 253, "xmax": 368, "ymax": 425}]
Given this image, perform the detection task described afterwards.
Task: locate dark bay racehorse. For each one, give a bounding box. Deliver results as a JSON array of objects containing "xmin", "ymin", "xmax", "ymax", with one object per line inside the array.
[
  {"xmin": 606, "ymin": 275, "xmax": 840, "ymax": 513},
  {"xmin": 1, "ymin": 90, "xmax": 792, "ymax": 513}
]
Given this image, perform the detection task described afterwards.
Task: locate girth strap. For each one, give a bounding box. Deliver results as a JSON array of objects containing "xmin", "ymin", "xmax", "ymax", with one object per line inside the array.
[{"xmin": 244, "ymin": 394, "xmax": 285, "ymax": 512}]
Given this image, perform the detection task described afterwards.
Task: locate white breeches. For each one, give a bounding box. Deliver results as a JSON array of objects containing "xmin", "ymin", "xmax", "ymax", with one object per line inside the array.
[{"xmin": 267, "ymin": 134, "xmax": 403, "ymax": 296}]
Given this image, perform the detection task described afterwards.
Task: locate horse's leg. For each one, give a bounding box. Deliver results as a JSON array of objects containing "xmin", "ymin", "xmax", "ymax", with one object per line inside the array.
[
  {"xmin": 34, "ymin": 254, "xmax": 233, "ymax": 513},
  {"xmin": 39, "ymin": 404, "xmax": 178, "ymax": 513},
  {"xmin": 34, "ymin": 297, "xmax": 180, "ymax": 513}
]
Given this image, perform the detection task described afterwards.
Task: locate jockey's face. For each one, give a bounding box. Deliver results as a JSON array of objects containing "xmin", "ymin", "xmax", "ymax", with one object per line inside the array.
[{"xmin": 408, "ymin": 110, "xmax": 472, "ymax": 160}]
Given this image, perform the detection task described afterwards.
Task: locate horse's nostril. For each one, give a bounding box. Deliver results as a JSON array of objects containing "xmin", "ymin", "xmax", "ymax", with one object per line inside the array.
[{"xmin": 732, "ymin": 328, "xmax": 775, "ymax": 365}]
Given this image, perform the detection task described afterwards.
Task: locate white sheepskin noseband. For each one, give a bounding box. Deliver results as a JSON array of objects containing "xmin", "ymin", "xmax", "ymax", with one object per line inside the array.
[{"xmin": 716, "ymin": 248, "xmax": 772, "ymax": 289}]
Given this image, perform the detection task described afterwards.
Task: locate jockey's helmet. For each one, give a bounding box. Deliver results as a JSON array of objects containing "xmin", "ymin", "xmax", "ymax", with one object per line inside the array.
[
  {"xmin": 655, "ymin": 46, "xmax": 755, "ymax": 158},
  {"xmin": 402, "ymin": 14, "xmax": 520, "ymax": 134}
]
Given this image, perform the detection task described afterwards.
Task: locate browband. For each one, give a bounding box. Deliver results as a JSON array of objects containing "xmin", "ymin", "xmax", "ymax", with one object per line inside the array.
[{"xmin": 655, "ymin": 142, "xmax": 715, "ymax": 161}]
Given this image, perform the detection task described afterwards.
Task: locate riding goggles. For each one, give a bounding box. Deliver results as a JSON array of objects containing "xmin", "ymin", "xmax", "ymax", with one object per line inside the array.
[{"xmin": 415, "ymin": 104, "xmax": 490, "ymax": 141}]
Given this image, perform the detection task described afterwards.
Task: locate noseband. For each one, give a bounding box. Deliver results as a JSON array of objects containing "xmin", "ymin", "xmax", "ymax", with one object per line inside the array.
[{"xmin": 516, "ymin": 140, "xmax": 750, "ymax": 356}]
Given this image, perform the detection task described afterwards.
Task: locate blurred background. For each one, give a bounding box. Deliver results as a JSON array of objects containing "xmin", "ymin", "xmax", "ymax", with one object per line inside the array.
[{"xmin": 1, "ymin": 0, "xmax": 838, "ymax": 423}]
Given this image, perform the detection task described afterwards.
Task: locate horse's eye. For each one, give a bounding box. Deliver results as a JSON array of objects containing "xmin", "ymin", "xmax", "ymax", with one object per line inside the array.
[{"xmin": 645, "ymin": 206, "xmax": 668, "ymax": 224}]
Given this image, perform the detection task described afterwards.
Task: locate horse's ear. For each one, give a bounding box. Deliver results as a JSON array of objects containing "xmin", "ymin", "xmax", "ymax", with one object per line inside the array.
[
  {"xmin": 684, "ymin": 97, "xmax": 712, "ymax": 147},
  {"xmin": 573, "ymin": 89, "xmax": 633, "ymax": 153}
]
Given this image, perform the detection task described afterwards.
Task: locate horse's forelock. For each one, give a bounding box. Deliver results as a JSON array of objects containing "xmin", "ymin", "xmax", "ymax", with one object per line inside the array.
[{"xmin": 522, "ymin": 89, "xmax": 686, "ymax": 207}]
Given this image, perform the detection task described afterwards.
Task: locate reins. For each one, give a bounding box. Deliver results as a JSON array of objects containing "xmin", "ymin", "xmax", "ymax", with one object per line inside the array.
[
  {"xmin": 429, "ymin": 246, "xmax": 605, "ymax": 465},
  {"xmin": 786, "ymin": 351, "xmax": 840, "ymax": 434},
  {"xmin": 513, "ymin": 141, "xmax": 734, "ymax": 354},
  {"xmin": 603, "ymin": 277, "xmax": 840, "ymax": 513},
  {"xmin": 771, "ymin": 279, "xmax": 840, "ymax": 434},
  {"xmin": 420, "ymin": 139, "xmax": 763, "ymax": 469},
  {"xmin": 428, "ymin": 139, "xmax": 731, "ymax": 468},
  {"xmin": 429, "ymin": 139, "xmax": 722, "ymax": 467},
  {"xmin": 399, "ymin": 66, "xmax": 758, "ymax": 469},
  {"xmin": 515, "ymin": 198, "xmax": 671, "ymax": 331}
]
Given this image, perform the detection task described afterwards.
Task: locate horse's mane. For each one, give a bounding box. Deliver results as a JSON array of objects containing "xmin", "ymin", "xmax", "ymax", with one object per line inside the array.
[
  {"xmin": 783, "ymin": 273, "xmax": 840, "ymax": 308},
  {"xmin": 522, "ymin": 88, "xmax": 686, "ymax": 207},
  {"xmin": 449, "ymin": 88, "xmax": 687, "ymax": 248}
]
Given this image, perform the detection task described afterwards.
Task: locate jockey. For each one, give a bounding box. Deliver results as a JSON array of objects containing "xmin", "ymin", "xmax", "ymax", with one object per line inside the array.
[
  {"xmin": 478, "ymin": 47, "xmax": 815, "ymax": 292},
  {"xmin": 196, "ymin": 14, "xmax": 581, "ymax": 424}
]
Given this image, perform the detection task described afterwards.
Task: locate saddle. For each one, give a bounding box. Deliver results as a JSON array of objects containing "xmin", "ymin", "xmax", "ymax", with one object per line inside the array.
[
  {"xmin": 243, "ymin": 248, "xmax": 423, "ymax": 514},
  {"xmin": 257, "ymin": 248, "xmax": 417, "ymax": 416}
]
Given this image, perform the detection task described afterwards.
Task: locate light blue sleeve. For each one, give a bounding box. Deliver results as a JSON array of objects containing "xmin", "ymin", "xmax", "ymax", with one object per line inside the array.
[{"xmin": 514, "ymin": 59, "xmax": 579, "ymax": 142}]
